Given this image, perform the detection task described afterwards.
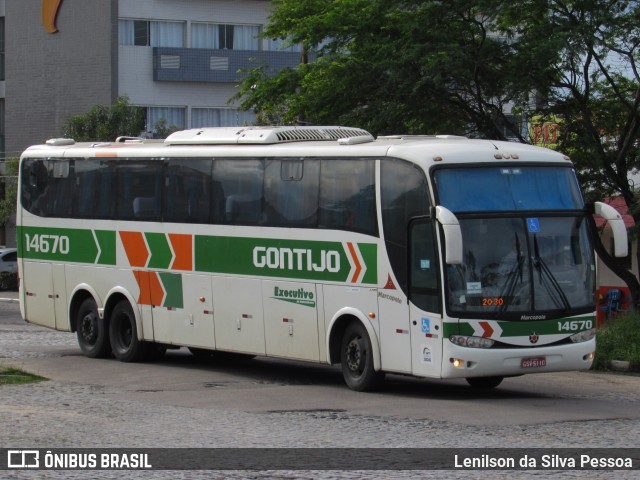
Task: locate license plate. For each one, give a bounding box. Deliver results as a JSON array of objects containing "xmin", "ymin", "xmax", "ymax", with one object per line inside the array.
[{"xmin": 521, "ymin": 357, "xmax": 546, "ymax": 368}]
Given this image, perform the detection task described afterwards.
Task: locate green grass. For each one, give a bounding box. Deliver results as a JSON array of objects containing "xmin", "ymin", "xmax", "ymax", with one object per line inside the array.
[
  {"xmin": 0, "ymin": 367, "xmax": 47, "ymax": 385},
  {"xmin": 594, "ymin": 312, "xmax": 640, "ymax": 371}
]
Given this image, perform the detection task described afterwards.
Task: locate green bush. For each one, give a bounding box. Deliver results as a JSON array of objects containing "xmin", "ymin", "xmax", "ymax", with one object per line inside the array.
[
  {"xmin": 0, "ymin": 272, "xmax": 18, "ymax": 291},
  {"xmin": 594, "ymin": 313, "xmax": 640, "ymax": 371}
]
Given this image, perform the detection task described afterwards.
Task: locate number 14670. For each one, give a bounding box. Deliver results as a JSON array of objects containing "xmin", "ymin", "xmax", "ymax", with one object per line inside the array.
[
  {"xmin": 557, "ymin": 320, "xmax": 593, "ymax": 332},
  {"xmin": 24, "ymin": 233, "xmax": 70, "ymax": 254}
]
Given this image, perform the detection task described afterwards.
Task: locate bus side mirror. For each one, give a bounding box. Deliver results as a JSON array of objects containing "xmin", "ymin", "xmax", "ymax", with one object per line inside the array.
[
  {"xmin": 595, "ymin": 201, "xmax": 628, "ymax": 257},
  {"xmin": 435, "ymin": 206, "xmax": 463, "ymax": 264}
]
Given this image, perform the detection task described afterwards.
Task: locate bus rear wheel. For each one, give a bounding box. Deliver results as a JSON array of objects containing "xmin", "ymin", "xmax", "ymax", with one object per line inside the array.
[
  {"xmin": 109, "ymin": 300, "xmax": 149, "ymax": 362},
  {"xmin": 466, "ymin": 376, "xmax": 504, "ymax": 389},
  {"xmin": 340, "ymin": 322, "xmax": 384, "ymax": 391},
  {"xmin": 76, "ymin": 298, "xmax": 111, "ymax": 358}
]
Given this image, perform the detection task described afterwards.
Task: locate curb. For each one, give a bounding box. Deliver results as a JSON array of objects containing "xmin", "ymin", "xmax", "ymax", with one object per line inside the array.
[
  {"xmin": 610, "ymin": 360, "xmax": 630, "ymax": 371},
  {"xmin": 609, "ymin": 360, "xmax": 640, "ymax": 373}
]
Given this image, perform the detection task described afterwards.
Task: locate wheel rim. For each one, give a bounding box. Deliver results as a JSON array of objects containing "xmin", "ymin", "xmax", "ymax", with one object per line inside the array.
[
  {"xmin": 346, "ymin": 336, "xmax": 365, "ymax": 375},
  {"xmin": 80, "ymin": 312, "xmax": 98, "ymax": 346}
]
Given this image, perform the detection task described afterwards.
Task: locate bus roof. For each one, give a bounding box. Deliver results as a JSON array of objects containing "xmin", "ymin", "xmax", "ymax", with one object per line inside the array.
[{"xmin": 22, "ymin": 125, "xmax": 571, "ymax": 167}]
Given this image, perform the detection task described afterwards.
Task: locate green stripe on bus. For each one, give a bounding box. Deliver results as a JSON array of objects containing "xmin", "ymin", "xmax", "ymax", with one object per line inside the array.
[
  {"xmin": 95, "ymin": 230, "xmax": 116, "ymax": 265},
  {"xmin": 159, "ymin": 272, "xmax": 183, "ymax": 309},
  {"xmin": 443, "ymin": 316, "xmax": 596, "ymax": 338},
  {"xmin": 17, "ymin": 226, "xmax": 378, "ymax": 285},
  {"xmin": 358, "ymin": 242, "xmax": 377, "ymax": 284},
  {"xmin": 145, "ymin": 232, "xmax": 172, "ymax": 269},
  {"xmin": 194, "ymin": 235, "xmax": 377, "ymax": 284},
  {"xmin": 18, "ymin": 226, "xmax": 100, "ymax": 264}
]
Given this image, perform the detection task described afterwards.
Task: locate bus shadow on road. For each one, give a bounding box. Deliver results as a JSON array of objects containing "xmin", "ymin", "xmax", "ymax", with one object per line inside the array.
[{"xmin": 155, "ymin": 348, "xmax": 547, "ymax": 401}]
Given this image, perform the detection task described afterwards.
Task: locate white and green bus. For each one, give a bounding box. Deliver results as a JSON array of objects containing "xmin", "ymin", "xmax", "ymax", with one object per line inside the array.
[{"xmin": 17, "ymin": 126, "xmax": 628, "ymax": 390}]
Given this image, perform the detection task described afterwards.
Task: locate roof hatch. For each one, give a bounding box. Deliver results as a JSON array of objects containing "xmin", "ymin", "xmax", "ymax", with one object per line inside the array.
[{"xmin": 164, "ymin": 126, "xmax": 373, "ymax": 145}]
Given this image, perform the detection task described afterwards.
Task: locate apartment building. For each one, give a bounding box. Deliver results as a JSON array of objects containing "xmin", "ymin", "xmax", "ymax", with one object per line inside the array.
[
  {"xmin": 1, "ymin": 0, "xmax": 300, "ymax": 159},
  {"xmin": 0, "ymin": 0, "xmax": 301, "ymax": 245}
]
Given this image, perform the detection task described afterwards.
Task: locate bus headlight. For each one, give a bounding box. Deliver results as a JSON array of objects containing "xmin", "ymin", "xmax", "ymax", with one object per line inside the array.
[
  {"xmin": 570, "ymin": 328, "xmax": 596, "ymax": 343},
  {"xmin": 449, "ymin": 335, "xmax": 494, "ymax": 349}
]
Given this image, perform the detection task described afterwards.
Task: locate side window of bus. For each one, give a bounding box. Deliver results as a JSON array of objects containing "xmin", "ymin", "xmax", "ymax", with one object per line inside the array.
[
  {"xmin": 212, "ymin": 158, "xmax": 264, "ymax": 225},
  {"xmin": 117, "ymin": 161, "xmax": 163, "ymax": 221},
  {"xmin": 381, "ymin": 158, "xmax": 431, "ymax": 292},
  {"xmin": 75, "ymin": 159, "xmax": 116, "ymax": 219},
  {"xmin": 165, "ymin": 159, "xmax": 212, "ymax": 224},
  {"xmin": 21, "ymin": 158, "xmax": 74, "ymax": 217},
  {"xmin": 264, "ymin": 158, "xmax": 319, "ymax": 227},
  {"xmin": 319, "ymin": 159, "xmax": 377, "ymax": 235},
  {"xmin": 21, "ymin": 159, "xmax": 49, "ymax": 216},
  {"xmin": 47, "ymin": 159, "xmax": 74, "ymax": 217}
]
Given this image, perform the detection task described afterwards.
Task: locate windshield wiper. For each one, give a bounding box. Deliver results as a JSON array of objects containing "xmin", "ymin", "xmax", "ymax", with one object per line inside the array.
[
  {"xmin": 532, "ymin": 234, "xmax": 571, "ymax": 311},
  {"xmin": 498, "ymin": 232, "xmax": 525, "ymax": 313}
]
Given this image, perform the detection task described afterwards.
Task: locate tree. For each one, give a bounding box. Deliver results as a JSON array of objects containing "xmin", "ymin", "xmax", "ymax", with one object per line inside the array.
[
  {"xmin": 236, "ymin": 0, "xmax": 640, "ymax": 303},
  {"xmin": 234, "ymin": 0, "xmax": 529, "ymax": 138},
  {"xmin": 0, "ymin": 158, "xmax": 19, "ymax": 227},
  {"xmin": 498, "ymin": 0, "xmax": 640, "ymax": 305},
  {"xmin": 62, "ymin": 96, "xmax": 146, "ymax": 142}
]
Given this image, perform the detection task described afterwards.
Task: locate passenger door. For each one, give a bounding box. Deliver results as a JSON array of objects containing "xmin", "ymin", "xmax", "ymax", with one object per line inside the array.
[{"xmin": 408, "ymin": 219, "xmax": 444, "ymax": 378}]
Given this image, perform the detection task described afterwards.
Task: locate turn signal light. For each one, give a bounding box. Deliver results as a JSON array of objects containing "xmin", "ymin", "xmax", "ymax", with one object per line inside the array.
[{"xmin": 450, "ymin": 358, "xmax": 466, "ymax": 368}]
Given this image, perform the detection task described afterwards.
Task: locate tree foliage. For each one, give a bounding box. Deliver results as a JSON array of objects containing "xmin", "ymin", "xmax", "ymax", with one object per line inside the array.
[
  {"xmin": 500, "ymin": 0, "xmax": 640, "ymax": 301},
  {"xmin": 0, "ymin": 158, "xmax": 19, "ymax": 226},
  {"xmin": 500, "ymin": 1, "xmax": 640, "ymax": 203},
  {"xmin": 235, "ymin": 0, "xmax": 531, "ymax": 139},
  {"xmin": 236, "ymin": 0, "xmax": 640, "ymax": 301},
  {"xmin": 62, "ymin": 96, "xmax": 146, "ymax": 142}
]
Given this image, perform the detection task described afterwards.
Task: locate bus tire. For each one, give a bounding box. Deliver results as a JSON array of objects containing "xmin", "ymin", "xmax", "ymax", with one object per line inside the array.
[
  {"xmin": 466, "ymin": 376, "xmax": 503, "ymax": 389},
  {"xmin": 109, "ymin": 300, "xmax": 149, "ymax": 362},
  {"xmin": 76, "ymin": 298, "xmax": 111, "ymax": 358},
  {"xmin": 340, "ymin": 321, "xmax": 384, "ymax": 391}
]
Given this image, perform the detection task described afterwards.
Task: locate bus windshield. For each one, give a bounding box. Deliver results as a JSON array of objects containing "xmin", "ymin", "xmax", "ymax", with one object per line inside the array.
[
  {"xmin": 433, "ymin": 166, "xmax": 595, "ymax": 319},
  {"xmin": 434, "ymin": 166, "xmax": 584, "ymax": 211},
  {"xmin": 445, "ymin": 216, "xmax": 595, "ymax": 318}
]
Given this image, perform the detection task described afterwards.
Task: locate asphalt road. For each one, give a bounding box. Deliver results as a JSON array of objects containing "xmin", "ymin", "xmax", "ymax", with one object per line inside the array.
[{"xmin": 1, "ymin": 291, "xmax": 639, "ymax": 479}]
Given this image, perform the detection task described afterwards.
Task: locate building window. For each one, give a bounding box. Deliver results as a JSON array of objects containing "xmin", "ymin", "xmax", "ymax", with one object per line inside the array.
[
  {"xmin": 0, "ymin": 17, "xmax": 4, "ymax": 81},
  {"xmin": 119, "ymin": 20, "xmax": 185, "ymax": 47},
  {"xmin": 147, "ymin": 107, "xmax": 186, "ymax": 137},
  {"xmin": 191, "ymin": 23, "xmax": 260, "ymax": 50},
  {"xmin": 191, "ymin": 108, "xmax": 255, "ymax": 128},
  {"xmin": 266, "ymin": 37, "xmax": 302, "ymax": 53},
  {"xmin": 0, "ymin": 99, "xmax": 4, "ymax": 160}
]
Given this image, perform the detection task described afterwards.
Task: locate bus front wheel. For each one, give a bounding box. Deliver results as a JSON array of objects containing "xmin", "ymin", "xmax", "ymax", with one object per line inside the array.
[
  {"xmin": 340, "ymin": 322, "xmax": 384, "ymax": 391},
  {"xmin": 109, "ymin": 300, "xmax": 149, "ymax": 362},
  {"xmin": 76, "ymin": 298, "xmax": 111, "ymax": 358}
]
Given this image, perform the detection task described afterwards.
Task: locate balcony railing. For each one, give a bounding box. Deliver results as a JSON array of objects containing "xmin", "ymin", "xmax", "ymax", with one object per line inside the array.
[{"xmin": 153, "ymin": 47, "xmax": 302, "ymax": 83}]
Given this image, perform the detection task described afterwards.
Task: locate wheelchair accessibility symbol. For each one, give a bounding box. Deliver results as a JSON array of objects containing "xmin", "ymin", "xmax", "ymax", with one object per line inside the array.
[{"xmin": 527, "ymin": 218, "xmax": 540, "ymax": 233}]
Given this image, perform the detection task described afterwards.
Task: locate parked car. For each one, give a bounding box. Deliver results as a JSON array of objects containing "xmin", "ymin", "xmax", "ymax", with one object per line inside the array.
[
  {"xmin": 0, "ymin": 248, "xmax": 18, "ymax": 290},
  {"xmin": 0, "ymin": 248, "xmax": 17, "ymax": 273}
]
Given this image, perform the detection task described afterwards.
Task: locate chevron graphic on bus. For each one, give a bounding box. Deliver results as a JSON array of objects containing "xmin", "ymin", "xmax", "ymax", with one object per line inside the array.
[
  {"xmin": 18, "ymin": 226, "xmax": 377, "ymax": 285},
  {"xmin": 194, "ymin": 236, "xmax": 377, "ymax": 284}
]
